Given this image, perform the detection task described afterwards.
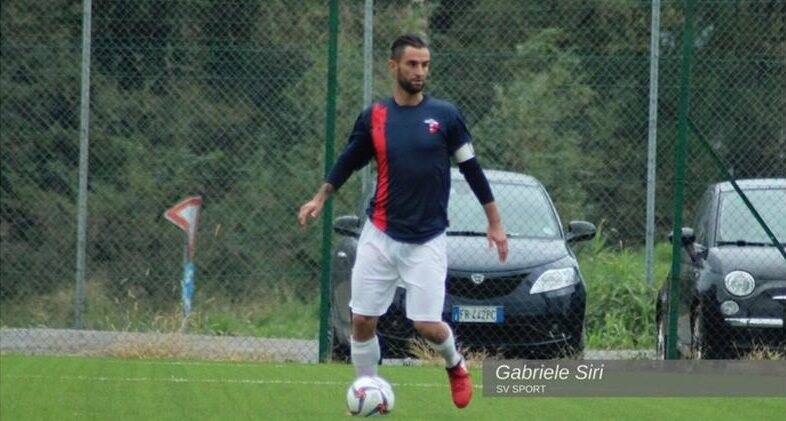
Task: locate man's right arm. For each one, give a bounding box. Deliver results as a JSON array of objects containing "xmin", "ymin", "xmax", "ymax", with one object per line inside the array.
[
  {"xmin": 298, "ymin": 182, "xmax": 335, "ymax": 227},
  {"xmin": 324, "ymin": 109, "xmax": 374, "ymax": 190},
  {"xmin": 298, "ymin": 109, "xmax": 373, "ymax": 227}
]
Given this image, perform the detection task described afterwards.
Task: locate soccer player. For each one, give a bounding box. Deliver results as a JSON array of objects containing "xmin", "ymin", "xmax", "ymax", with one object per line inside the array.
[{"xmin": 298, "ymin": 33, "xmax": 508, "ymax": 409}]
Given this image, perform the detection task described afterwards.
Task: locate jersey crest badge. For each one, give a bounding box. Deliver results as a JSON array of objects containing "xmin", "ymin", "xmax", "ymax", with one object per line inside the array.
[{"xmin": 423, "ymin": 118, "xmax": 440, "ymax": 134}]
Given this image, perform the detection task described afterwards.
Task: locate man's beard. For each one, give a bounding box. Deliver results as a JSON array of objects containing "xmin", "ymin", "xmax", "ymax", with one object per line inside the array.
[{"xmin": 397, "ymin": 74, "xmax": 425, "ymax": 94}]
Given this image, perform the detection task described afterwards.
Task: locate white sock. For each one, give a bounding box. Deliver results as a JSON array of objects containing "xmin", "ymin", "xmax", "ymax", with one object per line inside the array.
[
  {"xmin": 426, "ymin": 325, "xmax": 462, "ymax": 368},
  {"xmin": 351, "ymin": 335, "xmax": 380, "ymax": 377}
]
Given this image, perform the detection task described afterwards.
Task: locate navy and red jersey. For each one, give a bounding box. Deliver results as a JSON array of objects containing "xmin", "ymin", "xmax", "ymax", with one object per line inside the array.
[{"xmin": 326, "ymin": 96, "xmax": 472, "ymax": 244}]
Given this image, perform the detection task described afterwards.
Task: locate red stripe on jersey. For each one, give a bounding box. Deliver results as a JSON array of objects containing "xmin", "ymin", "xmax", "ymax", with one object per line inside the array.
[{"xmin": 371, "ymin": 104, "xmax": 389, "ymax": 231}]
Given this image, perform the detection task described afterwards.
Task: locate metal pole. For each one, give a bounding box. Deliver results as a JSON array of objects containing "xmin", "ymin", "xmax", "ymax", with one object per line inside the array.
[
  {"xmin": 645, "ymin": 0, "xmax": 662, "ymax": 286},
  {"xmin": 74, "ymin": 0, "xmax": 93, "ymax": 329},
  {"xmin": 667, "ymin": 0, "xmax": 697, "ymax": 360},
  {"xmin": 318, "ymin": 0, "xmax": 340, "ymax": 363},
  {"xmin": 360, "ymin": 0, "xmax": 374, "ymax": 205}
]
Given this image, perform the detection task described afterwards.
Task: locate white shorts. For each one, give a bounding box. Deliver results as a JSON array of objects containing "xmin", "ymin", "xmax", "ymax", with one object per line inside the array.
[{"xmin": 349, "ymin": 222, "xmax": 447, "ymax": 322}]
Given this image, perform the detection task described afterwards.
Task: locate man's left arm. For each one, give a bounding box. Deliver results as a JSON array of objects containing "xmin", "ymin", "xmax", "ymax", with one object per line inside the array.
[
  {"xmin": 455, "ymin": 146, "xmax": 508, "ymax": 262},
  {"xmin": 448, "ymin": 107, "xmax": 508, "ymax": 262},
  {"xmin": 482, "ymin": 201, "xmax": 508, "ymax": 263}
]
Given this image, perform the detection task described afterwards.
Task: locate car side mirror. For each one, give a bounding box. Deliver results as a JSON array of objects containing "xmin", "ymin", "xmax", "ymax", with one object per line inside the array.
[
  {"xmin": 333, "ymin": 215, "xmax": 360, "ymax": 238},
  {"xmin": 667, "ymin": 227, "xmax": 695, "ymax": 247},
  {"xmin": 566, "ymin": 221, "xmax": 596, "ymax": 243},
  {"xmin": 693, "ymin": 243, "xmax": 708, "ymax": 259}
]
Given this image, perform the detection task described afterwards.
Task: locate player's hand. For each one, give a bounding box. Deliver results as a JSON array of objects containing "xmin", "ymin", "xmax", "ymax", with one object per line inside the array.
[
  {"xmin": 487, "ymin": 223, "xmax": 508, "ymax": 262},
  {"xmin": 298, "ymin": 198, "xmax": 324, "ymax": 227}
]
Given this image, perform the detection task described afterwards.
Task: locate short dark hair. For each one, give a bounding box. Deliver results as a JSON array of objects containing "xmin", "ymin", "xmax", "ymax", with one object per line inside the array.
[{"xmin": 390, "ymin": 33, "xmax": 428, "ymax": 60}]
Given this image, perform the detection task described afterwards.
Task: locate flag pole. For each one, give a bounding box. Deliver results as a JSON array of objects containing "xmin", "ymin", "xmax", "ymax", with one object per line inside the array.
[{"xmin": 180, "ymin": 240, "xmax": 195, "ymax": 332}]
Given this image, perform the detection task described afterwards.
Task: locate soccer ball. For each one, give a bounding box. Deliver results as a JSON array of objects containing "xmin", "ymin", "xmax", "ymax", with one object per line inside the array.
[{"xmin": 346, "ymin": 376, "xmax": 395, "ymax": 416}]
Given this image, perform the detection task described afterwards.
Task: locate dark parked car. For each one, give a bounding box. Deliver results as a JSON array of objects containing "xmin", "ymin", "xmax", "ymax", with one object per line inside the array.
[
  {"xmin": 330, "ymin": 169, "xmax": 596, "ymax": 359},
  {"xmin": 657, "ymin": 179, "xmax": 786, "ymax": 359}
]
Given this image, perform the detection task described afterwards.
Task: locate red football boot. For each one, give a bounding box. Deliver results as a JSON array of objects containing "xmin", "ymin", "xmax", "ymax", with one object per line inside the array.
[{"xmin": 446, "ymin": 358, "xmax": 472, "ymax": 408}]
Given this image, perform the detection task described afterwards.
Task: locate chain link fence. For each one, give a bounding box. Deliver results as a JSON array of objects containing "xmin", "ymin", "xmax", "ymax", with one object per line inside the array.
[
  {"xmin": 657, "ymin": 0, "xmax": 785, "ymax": 360},
  {"xmin": 1, "ymin": 0, "xmax": 783, "ymax": 362},
  {"xmin": 2, "ymin": 0, "xmax": 332, "ymax": 361},
  {"xmin": 327, "ymin": 1, "xmax": 662, "ymax": 360}
]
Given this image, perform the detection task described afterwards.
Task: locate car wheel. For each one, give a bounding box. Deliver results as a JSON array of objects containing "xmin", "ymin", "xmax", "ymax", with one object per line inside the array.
[
  {"xmin": 656, "ymin": 315, "xmax": 667, "ymax": 360},
  {"xmin": 331, "ymin": 328, "xmax": 350, "ymax": 362},
  {"xmin": 690, "ymin": 310, "xmax": 707, "ymax": 359},
  {"xmin": 691, "ymin": 305, "xmax": 732, "ymax": 359},
  {"xmin": 381, "ymin": 336, "xmax": 415, "ymax": 359}
]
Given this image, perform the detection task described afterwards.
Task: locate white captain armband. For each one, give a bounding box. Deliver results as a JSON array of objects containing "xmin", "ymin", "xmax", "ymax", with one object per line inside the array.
[{"xmin": 453, "ymin": 143, "xmax": 475, "ymax": 163}]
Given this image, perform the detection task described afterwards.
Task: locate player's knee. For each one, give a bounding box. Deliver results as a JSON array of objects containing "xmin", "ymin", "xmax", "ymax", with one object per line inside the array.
[{"xmin": 351, "ymin": 314, "xmax": 378, "ymax": 340}]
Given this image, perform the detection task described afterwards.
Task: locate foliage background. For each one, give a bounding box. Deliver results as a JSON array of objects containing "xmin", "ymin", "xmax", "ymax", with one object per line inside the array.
[{"xmin": 1, "ymin": 1, "xmax": 783, "ymax": 351}]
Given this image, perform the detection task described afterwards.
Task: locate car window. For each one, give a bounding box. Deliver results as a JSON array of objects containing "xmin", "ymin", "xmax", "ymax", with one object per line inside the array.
[
  {"xmin": 448, "ymin": 180, "xmax": 561, "ymax": 239},
  {"xmin": 716, "ymin": 188, "xmax": 786, "ymax": 244}
]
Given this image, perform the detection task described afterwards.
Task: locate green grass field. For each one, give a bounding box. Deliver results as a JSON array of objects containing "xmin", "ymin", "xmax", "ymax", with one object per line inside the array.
[{"xmin": 1, "ymin": 354, "xmax": 784, "ymax": 420}]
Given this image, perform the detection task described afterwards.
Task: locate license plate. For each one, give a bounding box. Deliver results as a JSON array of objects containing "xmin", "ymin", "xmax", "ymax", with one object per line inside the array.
[{"xmin": 451, "ymin": 305, "xmax": 504, "ymax": 323}]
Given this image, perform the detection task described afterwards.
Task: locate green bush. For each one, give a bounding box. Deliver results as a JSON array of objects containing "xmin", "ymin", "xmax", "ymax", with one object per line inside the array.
[{"xmin": 577, "ymin": 224, "xmax": 671, "ymax": 349}]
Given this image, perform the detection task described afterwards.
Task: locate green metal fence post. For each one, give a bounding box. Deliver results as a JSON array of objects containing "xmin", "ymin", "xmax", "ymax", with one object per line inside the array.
[
  {"xmin": 74, "ymin": 0, "xmax": 93, "ymax": 330},
  {"xmin": 318, "ymin": 0, "xmax": 340, "ymax": 363},
  {"xmin": 667, "ymin": 0, "xmax": 697, "ymax": 360}
]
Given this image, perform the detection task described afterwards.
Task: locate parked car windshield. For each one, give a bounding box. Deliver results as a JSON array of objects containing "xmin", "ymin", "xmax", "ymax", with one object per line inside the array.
[
  {"xmin": 716, "ymin": 188, "xmax": 786, "ymax": 245},
  {"xmin": 448, "ymin": 180, "xmax": 561, "ymax": 239}
]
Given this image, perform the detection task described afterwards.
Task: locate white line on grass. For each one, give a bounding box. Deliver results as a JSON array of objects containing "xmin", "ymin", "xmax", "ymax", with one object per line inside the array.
[{"xmin": 4, "ymin": 374, "xmax": 483, "ymax": 389}]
